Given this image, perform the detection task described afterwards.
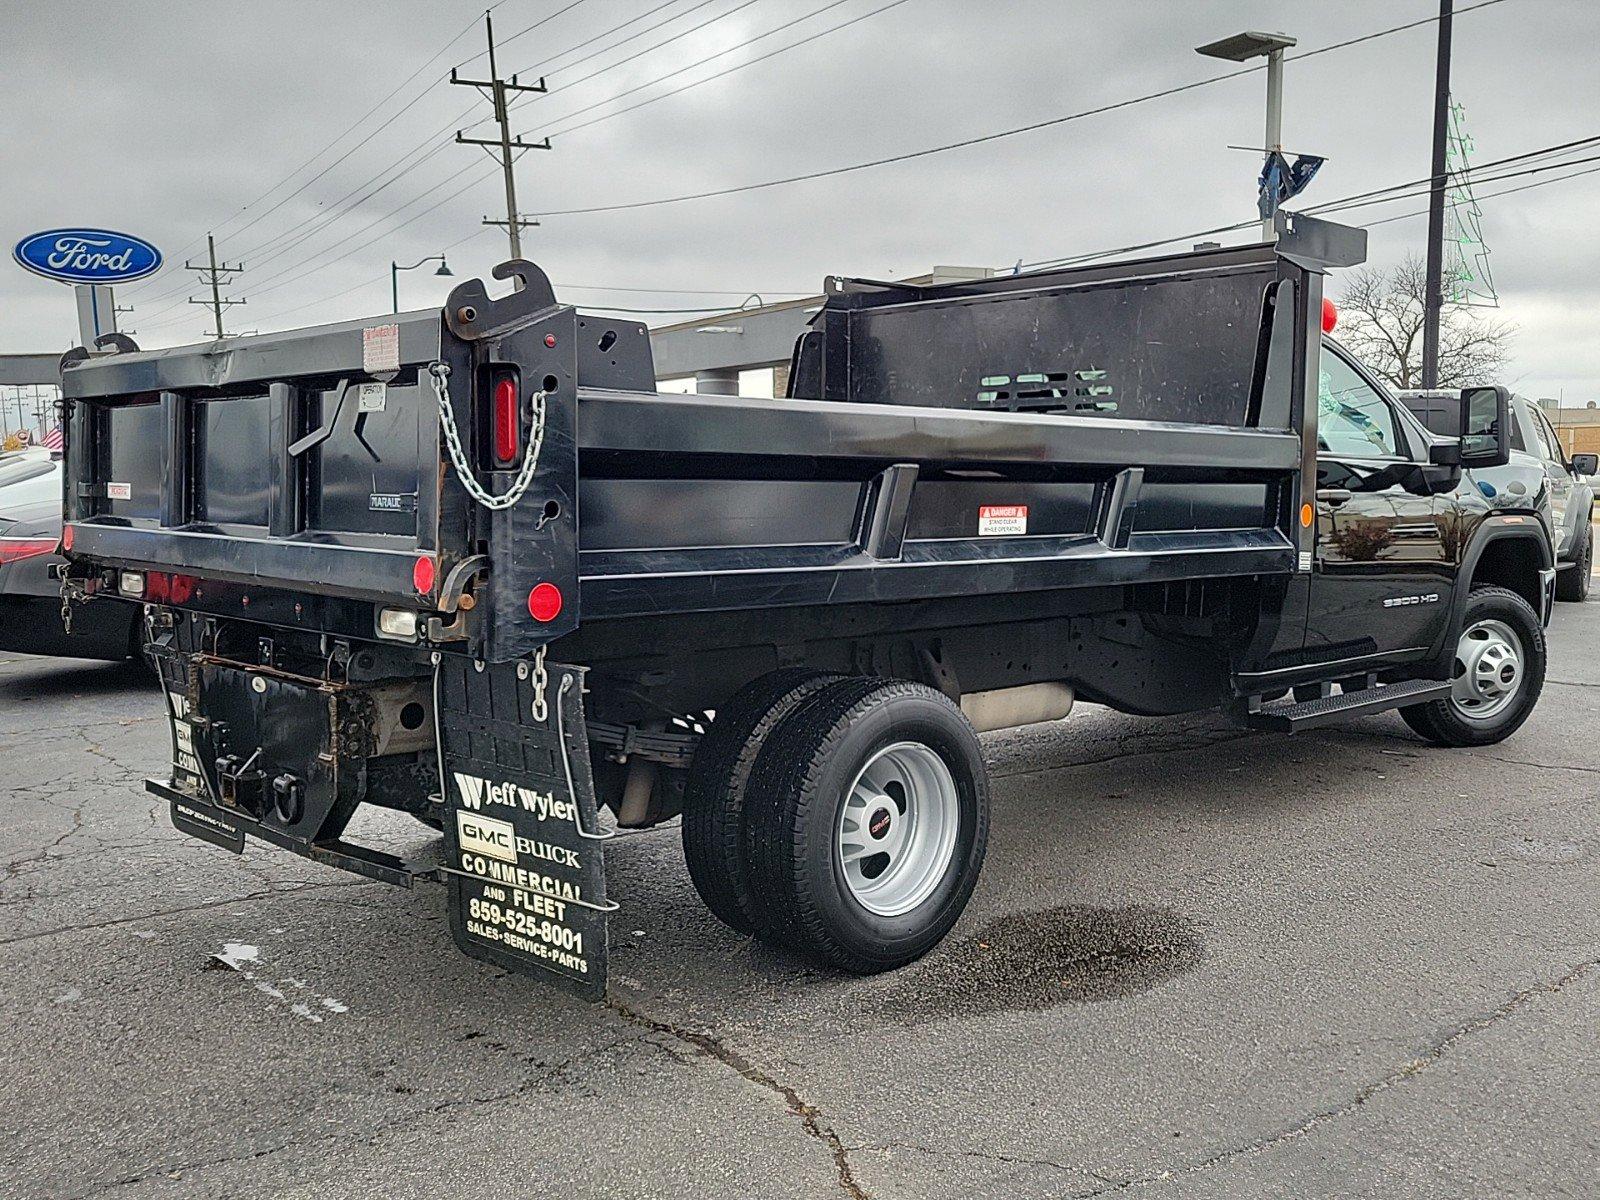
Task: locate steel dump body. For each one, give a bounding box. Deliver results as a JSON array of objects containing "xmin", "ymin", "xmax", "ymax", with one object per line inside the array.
[{"xmin": 60, "ymin": 229, "xmax": 1355, "ymax": 654}]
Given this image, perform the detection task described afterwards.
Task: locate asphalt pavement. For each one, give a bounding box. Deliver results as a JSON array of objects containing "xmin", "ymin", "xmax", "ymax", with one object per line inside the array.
[{"xmin": 1, "ymin": 596, "xmax": 1596, "ymax": 1199}]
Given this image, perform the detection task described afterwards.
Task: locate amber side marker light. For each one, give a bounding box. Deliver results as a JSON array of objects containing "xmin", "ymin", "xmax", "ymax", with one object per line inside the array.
[{"xmin": 1300, "ymin": 503, "xmax": 1314, "ymax": 527}]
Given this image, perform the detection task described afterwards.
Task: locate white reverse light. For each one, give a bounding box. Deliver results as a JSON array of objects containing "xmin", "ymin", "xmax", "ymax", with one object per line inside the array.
[
  {"xmin": 377, "ymin": 608, "xmax": 419, "ymax": 640},
  {"xmin": 118, "ymin": 571, "xmax": 145, "ymax": 597}
]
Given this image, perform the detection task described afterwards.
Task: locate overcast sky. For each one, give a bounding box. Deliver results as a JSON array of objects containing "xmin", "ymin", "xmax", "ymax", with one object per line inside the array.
[{"xmin": 4, "ymin": 0, "xmax": 1597, "ymax": 401}]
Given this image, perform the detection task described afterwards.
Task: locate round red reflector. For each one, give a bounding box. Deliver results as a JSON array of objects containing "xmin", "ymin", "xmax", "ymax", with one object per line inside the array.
[
  {"xmin": 1321, "ymin": 296, "xmax": 1338, "ymax": 334},
  {"xmin": 413, "ymin": 555, "xmax": 437, "ymax": 594},
  {"xmin": 528, "ymin": 582, "xmax": 563, "ymax": 623},
  {"xmin": 61, "ymin": 524, "xmax": 74, "ymax": 552},
  {"xmin": 544, "ymin": 334, "xmax": 557, "ymax": 348}
]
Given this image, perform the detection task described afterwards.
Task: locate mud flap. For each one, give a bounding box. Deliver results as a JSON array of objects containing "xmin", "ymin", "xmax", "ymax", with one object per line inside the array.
[
  {"xmin": 151, "ymin": 641, "xmax": 246, "ymax": 854},
  {"xmin": 435, "ymin": 657, "xmax": 612, "ymax": 1000}
]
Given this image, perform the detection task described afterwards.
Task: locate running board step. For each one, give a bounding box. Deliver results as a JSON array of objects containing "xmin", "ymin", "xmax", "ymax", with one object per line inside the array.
[{"xmin": 1240, "ymin": 679, "xmax": 1452, "ymax": 732}]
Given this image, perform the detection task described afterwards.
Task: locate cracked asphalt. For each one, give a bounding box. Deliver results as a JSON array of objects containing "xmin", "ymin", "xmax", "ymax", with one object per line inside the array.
[{"xmin": 1, "ymin": 598, "xmax": 1596, "ymax": 1200}]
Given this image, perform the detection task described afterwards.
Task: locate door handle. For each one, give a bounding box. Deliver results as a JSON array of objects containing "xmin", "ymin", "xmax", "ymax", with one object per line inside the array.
[{"xmin": 1316, "ymin": 487, "xmax": 1353, "ymax": 507}]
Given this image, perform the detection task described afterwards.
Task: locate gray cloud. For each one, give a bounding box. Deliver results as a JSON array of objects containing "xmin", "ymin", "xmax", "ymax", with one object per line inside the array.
[{"xmin": 3, "ymin": 0, "xmax": 1596, "ymax": 399}]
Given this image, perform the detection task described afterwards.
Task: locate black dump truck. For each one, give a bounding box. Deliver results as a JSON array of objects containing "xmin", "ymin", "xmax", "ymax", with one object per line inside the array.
[{"xmin": 56, "ymin": 213, "xmax": 1552, "ymax": 998}]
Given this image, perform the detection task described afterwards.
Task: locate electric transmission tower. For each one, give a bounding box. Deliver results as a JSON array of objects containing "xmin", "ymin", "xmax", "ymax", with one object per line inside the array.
[
  {"xmin": 187, "ymin": 233, "xmax": 246, "ymax": 338},
  {"xmin": 452, "ymin": 11, "xmax": 550, "ymax": 262},
  {"xmin": 1442, "ymin": 100, "xmax": 1498, "ymax": 307}
]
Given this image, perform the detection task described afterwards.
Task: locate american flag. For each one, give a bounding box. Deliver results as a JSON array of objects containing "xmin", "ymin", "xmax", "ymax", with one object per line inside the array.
[{"xmin": 40, "ymin": 425, "xmax": 63, "ymax": 451}]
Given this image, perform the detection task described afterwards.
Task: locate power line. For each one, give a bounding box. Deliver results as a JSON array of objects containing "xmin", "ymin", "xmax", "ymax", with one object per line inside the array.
[
  {"xmin": 1019, "ymin": 133, "xmax": 1600, "ymax": 272},
  {"xmin": 523, "ymin": 0, "xmax": 1510, "ymax": 218},
  {"xmin": 498, "ymin": 0, "xmax": 760, "ymax": 118},
  {"xmin": 131, "ymin": 5, "xmax": 508, "ymax": 279},
  {"xmin": 450, "ymin": 0, "xmax": 590, "ymax": 71},
  {"xmin": 144, "ymin": 0, "xmax": 1513, "ymax": 329},
  {"xmin": 137, "ymin": 0, "xmax": 751, "ymax": 310},
  {"xmin": 139, "ymin": 0, "xmax": 887, "ymax": 321},
  {"xmin": 531, "ymin": 0, "xmax": 905, "ymax": 143},
  {"xmin": 1360, "ymin": 160, "xmax": 1600, "ymax": 228},
  {"xmin": 235, "ymin": 0, "xmax": 726, "ymax": 267}
]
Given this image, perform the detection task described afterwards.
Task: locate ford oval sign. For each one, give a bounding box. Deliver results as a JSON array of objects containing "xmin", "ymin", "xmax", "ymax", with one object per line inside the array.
[{"xmin": 13, "ymin": 228, "xmax": 163, "ymax": 284}]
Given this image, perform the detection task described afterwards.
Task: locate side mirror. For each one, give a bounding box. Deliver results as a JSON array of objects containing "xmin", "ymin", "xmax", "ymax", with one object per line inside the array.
[
  {"xmin": 1459, "ymin": 385, "xmax": 1511, "ymax": 469},
  {"xmin": 1571, "ymin": 452, "xmax": 1599, "ymax": 477}
]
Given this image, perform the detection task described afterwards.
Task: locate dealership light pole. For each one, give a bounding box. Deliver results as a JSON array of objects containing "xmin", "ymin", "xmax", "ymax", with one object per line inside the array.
[
  {"xmin": 1196, "ymin": 30, "xmax": 1298, "ymax": 240},
  {"xmin": 391, "ymin": 255, "xmax": 453, "ymax": 313}
]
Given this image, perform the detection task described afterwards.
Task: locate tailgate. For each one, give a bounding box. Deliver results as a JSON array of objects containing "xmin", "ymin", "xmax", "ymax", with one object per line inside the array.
[{"xmin": 59, "ymin": 311, "xmax": 467, "ymax": 606}]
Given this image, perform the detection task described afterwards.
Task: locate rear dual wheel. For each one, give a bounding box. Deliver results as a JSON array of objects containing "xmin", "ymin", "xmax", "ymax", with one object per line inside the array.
[
  {"xmin": 681, "ymin": 669, "xmax": 837, "ymax": 934},
  {"xmin": 684, "ymin": 673, "xmax": 989, "ymax": 974}
]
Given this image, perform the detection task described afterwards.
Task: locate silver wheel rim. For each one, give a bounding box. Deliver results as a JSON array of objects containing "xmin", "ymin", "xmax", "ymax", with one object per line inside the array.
[
  {"xmin": 1450, "ymin": 618, "xmax": 1524, "ymax": 722},
  {"xmin": 836, "ymin": 741, "xmax": 959, "ymax": 917}
]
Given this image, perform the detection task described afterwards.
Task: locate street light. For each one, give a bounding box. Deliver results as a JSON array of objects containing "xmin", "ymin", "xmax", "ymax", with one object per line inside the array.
[
  {"xmin": 391, "ymin": 255, "xmax": 453, "ymax": 313},
  {"xmin": 1196, "ymin": 30, "xmax": 1297, "ymax": 240}
]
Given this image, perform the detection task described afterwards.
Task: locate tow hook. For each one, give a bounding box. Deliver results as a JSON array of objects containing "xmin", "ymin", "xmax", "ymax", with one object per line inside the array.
[{"xmin": 271, "ymin": 774, "xmax": 306, "ymax": 824}]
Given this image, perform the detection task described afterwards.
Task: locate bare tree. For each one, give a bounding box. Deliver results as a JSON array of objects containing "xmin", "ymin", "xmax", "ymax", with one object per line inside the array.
[{"xmin": 1334, "ymin": 254, "xmax": 1515, "ymax": 390}]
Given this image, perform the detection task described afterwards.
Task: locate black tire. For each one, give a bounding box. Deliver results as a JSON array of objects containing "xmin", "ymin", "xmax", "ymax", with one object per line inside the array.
[
  {"xmin": 743, "ymin": 677, "xmax": 989, "ymax": 974},
  {"xmin": 1554, "ymin": 517, "xmax": 1592, "ymax": 602},
  {"xmin": 682, "ymin": 668, "xmax": 836, "ymax": 934},
  {"xmin": 1401, "ymin": 585, "xmax": 1545, "ymax": 747}
]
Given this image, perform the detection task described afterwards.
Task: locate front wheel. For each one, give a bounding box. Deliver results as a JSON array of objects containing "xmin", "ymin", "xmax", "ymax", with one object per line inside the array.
[
  {"xmin": 1554, "ymin": 518, "xmax": 1592, "ymax": 602},
  {"xmin": 1401, "ymin": 585, "xmax": 1545, "ymax": 746},
  {"xmin": 742, "ymin": 677, "xmax": 990, "ymax": 973}
]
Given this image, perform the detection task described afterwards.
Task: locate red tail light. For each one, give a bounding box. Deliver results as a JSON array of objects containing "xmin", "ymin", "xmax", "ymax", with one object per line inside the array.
[
  {"xmin": 168, "ymin": 573, "xmax": 197, "ymax": 604},
  {"xmin": 413, "ymin": 554, "xmax": 437, "ymax": 594},
  {"xmin": 527, "ymin": 581, "xmax": 563, "ymax": 623},
  {"xmin": 492, "ymin": 375, "xmax": 519, "ymax": 464},
  {"xmin": 0, "ymin": 536, "xmax": 58, "ymax": 564},
  {"xmin": 145, "ymin": 571, "xmax": 171, "ymax": 603}
]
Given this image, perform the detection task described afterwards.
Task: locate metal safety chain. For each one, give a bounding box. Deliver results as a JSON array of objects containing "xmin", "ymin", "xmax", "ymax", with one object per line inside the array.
[
  {"xmin": 428, "ymin": 362, "xmax": 546, "ymax": 511},
  {"xmin": 530, "ymin": 645, "xmax": 549, "ymax": 723}
]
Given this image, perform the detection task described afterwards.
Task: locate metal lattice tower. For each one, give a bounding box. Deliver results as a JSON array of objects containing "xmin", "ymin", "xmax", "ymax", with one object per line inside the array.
[{"xmin": 1443, "ymin": 100, "xmax": 1498, "ymax": 307}]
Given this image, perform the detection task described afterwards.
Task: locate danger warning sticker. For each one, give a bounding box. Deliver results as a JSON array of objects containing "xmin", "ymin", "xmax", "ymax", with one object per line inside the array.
[
  {"xmin": 978, "ymin": 504, "xmax": 1028, "ymax": 536},
  {"xmin": 362, "ymin": 324, "xmax": 400, "ymax": 376}
]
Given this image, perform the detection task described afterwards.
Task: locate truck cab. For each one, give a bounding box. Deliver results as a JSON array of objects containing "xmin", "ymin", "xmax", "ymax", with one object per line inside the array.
[{"xmin": 1399, "ymin": 386, "xmax": 1595, "ymax": 602}]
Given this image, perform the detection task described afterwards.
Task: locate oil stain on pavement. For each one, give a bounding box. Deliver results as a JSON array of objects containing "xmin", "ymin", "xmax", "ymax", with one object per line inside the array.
[{"xmin": 884, "ymin": 904, "xmax": 1201, "ymax": 1022}]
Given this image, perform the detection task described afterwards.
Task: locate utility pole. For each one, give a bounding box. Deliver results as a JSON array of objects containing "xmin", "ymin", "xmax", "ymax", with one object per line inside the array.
[
  {"xmin": 452, "ymin": 11, "xmax": 550, "ymax": 265},
  {"xmin": 186, "ymin": 233, "xmax": 246, "ymax": 339},
  {"xmin": 1421, "ymin": 0, "xmax": 1454, "ymax": 389}
]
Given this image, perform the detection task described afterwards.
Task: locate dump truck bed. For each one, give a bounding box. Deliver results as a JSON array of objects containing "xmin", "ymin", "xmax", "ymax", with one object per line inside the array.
[{"xmin": 59, "ymin": 217, "xmax": 1363, "ymax": 663}]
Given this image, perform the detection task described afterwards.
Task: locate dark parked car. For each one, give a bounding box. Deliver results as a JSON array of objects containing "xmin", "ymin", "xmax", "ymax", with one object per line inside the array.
[
  {"xmin": 1399, "ymin": 389, "xmax": 1596, "ymax": 601},
  {"xmin": 0, "ymin": 456, "xmax": 142, "ymax": 660}
]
